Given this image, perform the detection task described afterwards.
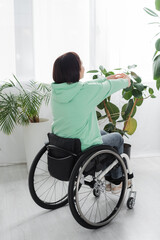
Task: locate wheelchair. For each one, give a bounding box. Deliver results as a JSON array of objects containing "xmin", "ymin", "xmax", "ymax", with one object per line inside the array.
[{"xmin": 28, "ymin": 133, "xmax": 136, "ymax": 229}]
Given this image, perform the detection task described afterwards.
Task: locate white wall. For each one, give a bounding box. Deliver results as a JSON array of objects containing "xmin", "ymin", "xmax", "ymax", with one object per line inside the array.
[{"xmin": 123, "ymin": 82, "xmax": 160, "ymax": 158}]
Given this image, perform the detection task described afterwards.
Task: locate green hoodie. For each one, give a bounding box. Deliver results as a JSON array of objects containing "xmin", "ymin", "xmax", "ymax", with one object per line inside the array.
[{"xmin": 51, "ymin": 77, "xmax": 128, "ymax": 151}]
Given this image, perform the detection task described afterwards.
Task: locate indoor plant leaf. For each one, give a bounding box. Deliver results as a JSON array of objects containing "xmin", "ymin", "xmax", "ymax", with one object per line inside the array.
[
  {"xmin": 99, "ymin": 65, "xmax": 107, "ymax": 75},
  {"xmin": 130, "ymin": 72, "xmax": 142, "ymax": 83},
  {"xmin": 104, "ymin": 122, "xmax": 115, "ymax": 132},
  {"xmin": 105, "ymin": 101, "xmax": 120, "ymax": 121},
  {"xmin": 143, "ymin": 7, "xmax": 159, "ymax": 17},
  {"xmin": 124, "ymin": 118, "xmax": 137, "ymax": 135},
  {"xmin": 87, "ymin": 70, "xmax": 99, "ymax": 73},
  {"xmin": 124, "ymin": 80, "xmax": 133, "ymax": 92},
  {"xmin": 155, "ymin": 38, "xmax": 160, "ymax": 51},
  {"xmin": 133, "ymin": 83, "xmax": 146, "ymax": 91},
  {"xmin": 155, "ymin": 0, "xmax": 160, "ymax": 11},
  {"xmin": 124, "ymin": 99, "xmax": 134, "ymax": 116},
  {"xmin": 93, "ymin": 75, "xmax": 98, "ymax": 79},
  {"xmin": 122, "ymin": 90, "xmax": 132, "ymax": 100},
  {"xmin": 153, "ymin": 54, "xmax": 160, "ymax": 80},
  {"xmin": 135, "ymin": 98, "xmax": 143, "ymax": 106},
  {"xmin": 127, "ymin": 64, "xmax": 137, "ymax": 69},
  {"xmin": 121, "ymin": 101, "xmax": 136, "ymax": 120},
  {"xmin": 97, "ymin": 101, "xmax": 104, "ymax": 110},
  {"xmin": 96, "ymin": 111, "xmax": 101, "ymax": 119},
  {"xmin": 132, "ymin": 89, "xmax": 142, "ymax": 98},
  {"xmin": 156, "ymin": 78, "xmax": 160, "ymax": 89}
]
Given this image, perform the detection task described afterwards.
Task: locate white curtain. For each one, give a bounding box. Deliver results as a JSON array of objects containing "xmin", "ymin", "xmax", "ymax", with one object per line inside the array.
[
  {"xmin": 33, "ymin": 0, "xmax": 157, "ymax": 83},
  {"xmin": 0, "ymin": 0, "xmax": 15, "ymax": 80},
  {"xmin": 33, "ymin": 0, "xmax": 90, "ymax": 83},
  {"xmin": 95, "ymin": 0, "xmax": 156, "ymax": 82}
]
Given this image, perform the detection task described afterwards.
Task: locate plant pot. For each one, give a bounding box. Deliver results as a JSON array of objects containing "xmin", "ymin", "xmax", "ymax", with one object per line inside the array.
[
  {"xmin": 124, "ymin": 143, "xmax": 131, "ymax": 158},
  {"xmin": 23, "ymin": 118, "xmax": 51, "ymax": 172}
]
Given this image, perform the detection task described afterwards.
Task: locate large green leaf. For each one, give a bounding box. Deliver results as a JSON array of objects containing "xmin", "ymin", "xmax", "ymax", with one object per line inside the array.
[
  {"xmin": 153, "ymin": 50, "xmax": 158, "ymax": 60},
  {"xmin": 156, "ymin": 78, "xmax": 160, "ymax": 89},
  {"xmin": 133, "ymin": 83, "xmax": 146, "ymax": 91},
  {"xmin": 124, "ymin": 80, "xmax": 133, "ymax": 92},
  {"xmin": 132, "ymin": 89, "xmax": 142, "ymax": 98},
  {"xmin": 155, "ymin": 0, "xmax": 160, "ymax": 11},
  {"xmin": 131, "ymin": 72, "xmax": 142, "ymax": 83},
  {"xmin": 122, "ymin": 90, "xmax": 132, "ymax": 100},
  {"xmin": 125, "ymin": 99, "xmax": 134, "ymax": 115},
  {"xmin": 153, "ymin": 54, "xmax": 160, "ymax": 80},
  {"xmin": 104, "ymin": 123, "xmax": 115, "ymax": 132},
  {"xmin": 155, "ymin": 38, "xmax": 160, "ymax": 51},
  {"xmin": 97, "ymin": 101, "xmax": 104, "ymax": 110},
  {"xmin": 125, "ymin": 118, "xmax": 137, "ymax": 135},
  {"xmin": 121, "ymin": 100, "xmax": 136, "ymax": 120},
  {"xmin": 105, "ymin": 101, "xmax": 120, "ymax": 121},
  {"xmin": 136, "ymin": 98, "xmax": 143, "ymax": 106}
]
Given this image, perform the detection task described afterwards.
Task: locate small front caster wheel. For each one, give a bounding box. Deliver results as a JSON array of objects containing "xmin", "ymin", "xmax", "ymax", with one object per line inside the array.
[
  {"xmin": 93, "ymin": 189, "xmax": 100, "ymax": 197},
  {"xmin": 127, "ymin": 197, "xmax": 135, "ymax": 209}
]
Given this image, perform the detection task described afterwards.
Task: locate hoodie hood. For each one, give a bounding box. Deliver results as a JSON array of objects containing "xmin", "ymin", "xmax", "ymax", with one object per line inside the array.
[{"xmin": 51, "ymin": 82, "xmax": 83, "ymax": 103}]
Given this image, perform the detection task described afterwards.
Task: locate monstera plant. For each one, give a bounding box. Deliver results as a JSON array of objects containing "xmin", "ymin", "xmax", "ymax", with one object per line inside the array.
[
  {"xmin": 88, "ymin": 65, "xmax": 155, "ymax": 137},
  {"xmin": 144, "ymin": 0, "xmax": 160, "ymax": 89}
]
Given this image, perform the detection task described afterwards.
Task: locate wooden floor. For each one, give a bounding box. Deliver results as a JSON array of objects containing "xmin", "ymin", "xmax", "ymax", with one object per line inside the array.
[{"xmin": 1, "ymin": 157, "xmax": 160, "ymax": 240}]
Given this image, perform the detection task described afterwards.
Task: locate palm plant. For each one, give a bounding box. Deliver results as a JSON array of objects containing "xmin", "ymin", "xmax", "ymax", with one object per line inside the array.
[{"xmin": 0, "ymin": 75, "xmax": 51, "ymax": 135}]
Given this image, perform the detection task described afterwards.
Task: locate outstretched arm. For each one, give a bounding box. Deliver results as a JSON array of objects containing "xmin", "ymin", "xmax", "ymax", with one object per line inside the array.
[{"xmin": 107, "ymin": 73, "xmax": 131, "ymax": 87}]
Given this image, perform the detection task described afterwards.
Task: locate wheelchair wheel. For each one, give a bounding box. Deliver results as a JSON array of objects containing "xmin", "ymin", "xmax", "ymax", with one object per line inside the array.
[
  {"xmin": 28, "ymin": 144, "xmax": 68, "ymax": 210},
  {"xmin": 68, "ymin": 146, "xmax": 128, "ymax": 229}
]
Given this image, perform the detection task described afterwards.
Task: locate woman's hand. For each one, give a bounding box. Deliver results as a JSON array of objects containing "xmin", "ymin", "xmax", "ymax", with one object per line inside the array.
[{"xmin": 107, "ymin": 73, "xmax": 131, "ymax": 87}]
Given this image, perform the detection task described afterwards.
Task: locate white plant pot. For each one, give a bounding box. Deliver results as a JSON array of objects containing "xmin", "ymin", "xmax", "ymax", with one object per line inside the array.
[{"xmin": 23, "ymin": 118, "xmax": 51, "ymax": 172}]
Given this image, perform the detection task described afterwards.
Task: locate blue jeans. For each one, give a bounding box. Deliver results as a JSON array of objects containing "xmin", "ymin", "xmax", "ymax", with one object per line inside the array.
[
  {"xmin": 100, "ymin": 130, "xmax": 124, "ymax": 179},
  {"xmin": 100, "ymin": 130, "xmax": 124, "ymax": 154}
]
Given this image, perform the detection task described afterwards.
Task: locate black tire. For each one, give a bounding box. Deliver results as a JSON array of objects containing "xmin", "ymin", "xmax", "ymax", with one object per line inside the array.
[
  {"xmin": 28, "ymin": 144, "xmax": 68, "ymax": 210},
  {"xmin": 127, "ymin": 197, "xmax": 135, "ymax": 209},
  {"xmin": 68, "ymin": 146, "xmax": 128, "ymax": 229}
]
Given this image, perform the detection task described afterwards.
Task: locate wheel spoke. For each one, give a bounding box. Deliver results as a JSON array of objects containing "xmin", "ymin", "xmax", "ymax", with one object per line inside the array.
[
  {"xmin": 71, "ymin": 149, "xmax": 127, "ymax": 228},
  {"xmin": 29, "ymin": 145, "xmax": 68, "ymax": 208}
]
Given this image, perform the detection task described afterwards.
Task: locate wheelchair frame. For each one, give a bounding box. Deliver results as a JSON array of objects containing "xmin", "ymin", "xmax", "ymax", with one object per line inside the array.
[{"xmin": 28, "ymin": 141, "xmax": 136, "ymax": 229}]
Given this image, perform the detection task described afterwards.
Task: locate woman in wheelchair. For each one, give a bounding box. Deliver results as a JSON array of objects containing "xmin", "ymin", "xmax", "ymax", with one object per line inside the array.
[
  {"xmin": 51, "ymin": 52, "xmax": 130, "ymax": 192},
  {"xmin": 29, "ymin": 52, "xmax": 136, "ymax": 229}
]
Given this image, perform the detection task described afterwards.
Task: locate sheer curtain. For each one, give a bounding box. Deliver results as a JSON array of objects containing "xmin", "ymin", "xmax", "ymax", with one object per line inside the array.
[
  {"xmin": 0, "ymin": 0, "xmax": 15, "ymax": 80},
  {"xmin": 33, "ymin": 0, "xmax": 157, "ymax": 83},
  {"xmin": 95, "ymin": 0, "xmax": 156, "ymax": 82},
  {"xmin": 0, "ymin": 0, "xmax": 157, "ymax": 83},
  {"xmin": 33, "ymin": 0, "xmax": 90, "ymax": 83}
]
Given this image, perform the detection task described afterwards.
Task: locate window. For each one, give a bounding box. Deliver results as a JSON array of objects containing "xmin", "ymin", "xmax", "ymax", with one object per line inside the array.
[
  {"xmin": 0, "ymin": 0, "xmax": 15, "ymax": 80},
  {"xmin": 1, "ymin": 0, "xmax": 156, "ymax": 83},
  {"xmin": 95, "ymin": 0, "xmax": 156, "ymax": 82},
  {"xmin": 33, "ymin": 0, "xmax": 90, "ymax": 83}
]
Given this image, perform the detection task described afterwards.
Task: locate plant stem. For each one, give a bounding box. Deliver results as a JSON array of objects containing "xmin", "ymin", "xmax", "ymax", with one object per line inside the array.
[
  {"xmin": 103, "ymin": 100, "xmax": 113, "ymax": 123},
  {"xmin": 123, "ymin": 98, "xmax": 138, "ymax": 131}
]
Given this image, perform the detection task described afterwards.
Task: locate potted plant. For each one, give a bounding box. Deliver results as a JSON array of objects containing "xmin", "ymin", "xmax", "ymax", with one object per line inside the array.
[
  {"xmin": 87, "ymin": 65, "xmax": 155, "ymax": 157},
  {"xmin": 144, "ymin": 0, "xmax": 160, "ymax": 90},
  {"xmin": 0, "ymin": 75, "xmax": 51, "ymax": 170}
]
